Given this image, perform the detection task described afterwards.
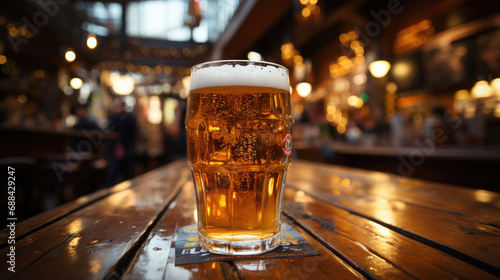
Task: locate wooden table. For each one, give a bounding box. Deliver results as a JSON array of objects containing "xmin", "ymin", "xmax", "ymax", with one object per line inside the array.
[{"xmin": 1, "ymin": 159, "xmax": 499, "ymax": 279}]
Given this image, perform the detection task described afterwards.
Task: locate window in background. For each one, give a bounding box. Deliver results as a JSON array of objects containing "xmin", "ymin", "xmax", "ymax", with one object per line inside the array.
[
  {"xmin": 126, "ymin": 0, "xmax": 240, "ymax": 43},
  {"xmin": 77, "ymin": 1, "xmax": 123, "ymax": 36}
]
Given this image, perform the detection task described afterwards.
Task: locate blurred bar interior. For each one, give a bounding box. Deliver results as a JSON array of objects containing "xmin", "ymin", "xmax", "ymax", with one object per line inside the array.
[{"xmin": 1, "ymin": 0, "xmax": 500, "ymax": 220}]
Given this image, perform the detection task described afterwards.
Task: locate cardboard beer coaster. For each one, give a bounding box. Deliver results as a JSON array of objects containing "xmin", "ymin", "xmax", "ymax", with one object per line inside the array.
[{"xmin": 174, "ymin": 222, "xmax": 319, "ymax": 266}]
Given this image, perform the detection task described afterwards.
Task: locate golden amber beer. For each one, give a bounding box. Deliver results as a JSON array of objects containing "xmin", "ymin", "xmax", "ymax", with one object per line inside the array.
[{"xmin": 186, "ymin": 60, "xmax": 293, "ymax": 255}]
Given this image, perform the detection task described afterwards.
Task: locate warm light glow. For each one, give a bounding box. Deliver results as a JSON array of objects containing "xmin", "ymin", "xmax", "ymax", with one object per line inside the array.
[
  {"xmin": 350, "ymin": 40, "xmax": 359, "ymax": 50},
  {"xmin": 347, "ymin": 31, "xmax": 358, "ymax": 41},
  {"xmin": 164, "ymin": 98, "xmax": 178, "ymax": 125},
  {"xmin": 454, "ymin": 90, "xmax": 469, "ymax": 100},
  {"xmin": 17, "ymin": 94, "xmax": 27, "ymax": 104},
  {"xmin": 464, "ymin": 102, "xmax": 476, "ymax": 118},
  {"xmin": 179, "ymin": 89, "xmax": 189, "ymax": 99},
  {"xmin": 193, "ymin": 208, "xmax": 198, "ymax": 224},
  {"xmin": 87, "ymin": 34, "xmax": 97, "ymax": 49},
  {"xmin": 340, "ymin": 178, "xmax": 351, "ymax": 187},
  {"xmin": 182, "ymin": 76, "xmax": 190, "ymax": 90},
  {"xmin": 219, "ymin": 195, "xmax": 226, "ymax": 207},
  {"xmin": 9, "ymin": 27, "xmax": 18, "ymax": 37},
  {"xmin": 491, "ymin": 78, "xmax": 500, "ymax": 95},
  {"xmin": 281, "ymin": 42, "xmax": 297, "ymax": 65},
  {"xmin": 247, "ymin": 51, "xmax": 262, "ymax": 61},
  {"xmin": 331, "ymin": 31, "xmax": 366, "ymax": 77},
  {"xmin": 111, "ymin": 75, "xmax": 135, "ymax": 95},
  {"xmin": 70, "ymin": 77, "xmax": 83, "ymax": 90},
  {"xmin": 394, "ymin": 19, "xmax": 434, "ymax": 54},
  {"xmin": 294, "ymin": 62, "xmax": 305, "ymax": 81},
  {"xmin": 339, "ymin": 33, "xmax": 349, "ymax": 44},
  {"xmin": 294, "ymin": 104, "xmax": 304, "ymax": 114},
  {"xmin": 148, "ymin": 95, "xmax": 162, "ymax": 124},
  {"xmin": 34, "ymin": 69, "xmax": 45, "ymax": 79},
  {"xmin": 353, "ymin": 73, "xmax": 367, "ymax": 85},
  {"xmin": 393, "ymin": 61, "xmax": 411, "ymax": 78},
  {"xmin": 65, "ymin": 49, "xmax": 76, "ymax": 62},
  {"xmin": 65, "ymin": 115, "xmax": 77, "ymax": 127},
  {"xmin": 347, "ymin": 96, "xmax": 364, "ymax": 109},
  {"xmin": 327, "ymin": 104, "xmax": 336, "ymax": 114},
  {"xmin": 474, "ymin": 190, "xmax": 493, "ymax": 203},
  {"xmin": 338, "ymin": 117, "xmax": 347, "ymax": 126},
  {"xmin": 296, "ymin": 82, "xmax": 312, "ymax": 98},
  {"xmin": 386, "ymin": 82, "xmax": 398, "ymax": 93},
  {"xmin": 268, "ymin": 177, "xmax": 275, "ymax": 196},
  {"xmin": 495, "ymin": 104, "xmax": 500, "ymax": 118},
  {"xmin": 293, "ymin": 55, "xmax": 303, "ymax": 64},
  {"xmin": 348, "ymin": 96, "xmax": 358, "ymax": 106},
  {"xmin": 369, "ymin": 60, "xmax": 391, "ymax": 78},
  {"xmin": 301, "ymin": 7, "xmax": 311, "ymax": 18},
  {"xmin": 471, "ymin": 80, "xmax": 492, "ymax": 98},
  {"xmin": 0, "ymin": 55, "xmax": 6, "ymax": 64}
]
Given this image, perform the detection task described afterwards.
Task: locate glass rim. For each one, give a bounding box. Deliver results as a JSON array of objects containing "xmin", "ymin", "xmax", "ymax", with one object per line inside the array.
[{"xmin": 192, "ymin": 60, "xmax": 288, "ymax": 72}]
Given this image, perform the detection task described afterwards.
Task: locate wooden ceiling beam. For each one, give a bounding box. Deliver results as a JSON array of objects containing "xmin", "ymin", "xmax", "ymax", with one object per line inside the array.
[{"xmin": 210, "ymin": 0, "xmax": 292, "ymax": 60}]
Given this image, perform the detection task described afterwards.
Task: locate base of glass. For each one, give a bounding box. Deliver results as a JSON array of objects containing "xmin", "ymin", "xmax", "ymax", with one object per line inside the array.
[{"xmin": 199, "ymin": 232, "xmax": 281, "ymax": 255}]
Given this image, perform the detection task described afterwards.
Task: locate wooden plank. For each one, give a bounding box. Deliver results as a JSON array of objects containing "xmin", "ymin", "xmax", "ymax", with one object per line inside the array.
[
  {"xmin": 232, "ymin": 219, "xmax": 365, "ymax": 280},
  {"xmin": 286, "ymin": 160, "xmax": 500, "ymax": 274},
  {"xmin": 124, "ymin": 165, "xmax": 365, "ymax": 280},
  {"xmin": 0, "ymin": 160, "xmax": 187, "ymax": 249},
  {"xmin": 288, "ymin": 163, "xmax": 500, "ymax": 228},
  {"xmin": 287, "ymin": 160, "xmax": 500, "ymax": 229},
  {"xmin": 123, "ymin": 179, "xmax": 230, "ymax": 280},
  {"xmin": 282, "ymin": 186, "xmax": 499, "ymax": 279},
  {"xmin": 0, "ymin": 164, "xmax": 189, "ymax": 280}
]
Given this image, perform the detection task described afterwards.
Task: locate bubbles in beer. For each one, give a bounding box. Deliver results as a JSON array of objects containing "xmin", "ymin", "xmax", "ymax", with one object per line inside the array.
[
  {"xmin": 234, "ymin": 136, "xmax": 257, "ymax": 162},
  {"xmin": 186, "ymin": 85, "xmax": 292, "ymax": 242}
]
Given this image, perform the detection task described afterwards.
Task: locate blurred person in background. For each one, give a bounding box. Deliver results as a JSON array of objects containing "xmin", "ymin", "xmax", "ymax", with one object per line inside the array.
[
  {"xmin": 168, "ymin": 106, "xmax": 187, "ymax": 159},
  {"xmin": 73, "ymin": 104, "xmax": 99, "ymax": 131},
  {"xmin": 70, "ymin": 103, "xmax": 100, "ymax": 153},
  {"xmin": 429, "ymin": 106, "xmax": 454, "ymax": 146},
  {"xmin": 106, "ymin": 99, "xmax": 137, "ymax": 186},
  {"xmin": 390, "ymin": 108, "xmax": 407, "ymax": 147}
]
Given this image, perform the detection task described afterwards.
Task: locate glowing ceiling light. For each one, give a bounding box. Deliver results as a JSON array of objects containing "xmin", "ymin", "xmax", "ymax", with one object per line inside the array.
[
  {"xmin": 454, "ymin": 89, "xmax": 469, "ymax": 100},
  {"xmin": 392, "ymin": 61, "xmax": 411, "ymax": 78},
  {"xmin": 353, "ymin": 73, "xmax": 367, "ymax": 85},
  {"xmin": 471, "ymin": 80, "xmax": 492, "ymax": 98},
  {"xmin": 112, "ymin": 75, "xmax": 135, "ymax": 95},
  {"xmin": 247, "ymin": 51, "xmax": 262, "ymax": 61},
  {"xmin": 296, "ymin": 82, "xmax": 311, "ymax": 98},
  {"xmin": 148, "ymin": 95, "xmax": 162, "ymax": 124},
  {"xmin": 301, "ymin": 7, "xmax": 311, "ymax": 18},
  {"xmin": 348, "ymin": 95, "xmax": 363, "ymax": 108},
  {"xmin": 87, "ymin": 34, "xmax": 97, "ymax": 49},
  {"xmin": 491, "ymin": 78, "xmax": 500, "ymax": 95},
  {"xmin": 182, "ymin": 76, "xmax": 190, "ymax": 90},
  {"xmin": 369, "ymin": 60, "xmax": 391, "ymax": 78},
  {"xmin": 65, "ymin": 49, "xmax": 76, "ymax": 62},
  {"xmin": 70, "ymin": 77, "xmax": 83, "ymax": 89}
]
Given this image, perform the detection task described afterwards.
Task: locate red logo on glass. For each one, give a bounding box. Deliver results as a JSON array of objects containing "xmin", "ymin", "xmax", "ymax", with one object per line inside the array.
[{"xmin": 283, "ymin": 134, "xmax": 292, "ymax": 156}]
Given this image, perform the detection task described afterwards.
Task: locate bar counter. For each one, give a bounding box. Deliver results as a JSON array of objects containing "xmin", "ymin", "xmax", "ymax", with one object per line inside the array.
[
  {"xmin": 1, "ymin": 159, "xmax": 499, "ymax": 279},
  {"xmin": 295, "ymin": 140, "xmax": 500, "ymax": 191}
]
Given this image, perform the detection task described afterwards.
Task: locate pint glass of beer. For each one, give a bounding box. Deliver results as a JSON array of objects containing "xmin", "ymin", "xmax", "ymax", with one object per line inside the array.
[{"xmin": 186, "ymin": 60, "xmax": 293, "ymax": 255}]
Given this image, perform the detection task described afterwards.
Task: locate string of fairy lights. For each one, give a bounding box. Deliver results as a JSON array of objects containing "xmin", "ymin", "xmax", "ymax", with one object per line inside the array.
[{"xmin": 93, "ymin": 61, "xmax": 192, "ymax": 76}]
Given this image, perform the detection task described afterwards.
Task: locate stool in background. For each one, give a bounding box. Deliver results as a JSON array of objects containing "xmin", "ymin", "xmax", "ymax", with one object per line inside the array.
[{"xmin": 38, "ymin": 154, "xmax": 81, "ymax": 210}]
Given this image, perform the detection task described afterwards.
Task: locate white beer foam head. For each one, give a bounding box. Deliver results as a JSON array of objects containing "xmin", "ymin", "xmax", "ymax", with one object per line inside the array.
[{"xmin": 190, "ymin": 61, "xmax": 290, "ymax": 91}]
